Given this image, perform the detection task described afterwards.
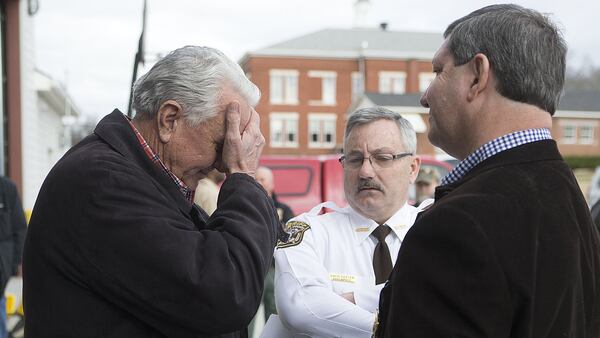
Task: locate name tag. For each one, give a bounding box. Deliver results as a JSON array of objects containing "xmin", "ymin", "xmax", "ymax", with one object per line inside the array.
[
  {"xmin": 329, "ymin": 274, "xmax": 356, "ymax": 283},
  {"xmin": 355, "ymin": 227, "xmax": 370, "ymax": 232}
]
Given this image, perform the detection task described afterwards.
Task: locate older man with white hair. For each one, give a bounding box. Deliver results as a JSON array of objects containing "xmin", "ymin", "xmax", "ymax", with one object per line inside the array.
[{"xmin": 23, "ymin": 46, "xmax": 279, "ymax": 338}]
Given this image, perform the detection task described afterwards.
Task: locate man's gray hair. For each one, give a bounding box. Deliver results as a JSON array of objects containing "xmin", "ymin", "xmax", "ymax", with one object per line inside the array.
[
  {"xmin": 345, "ymin": 107, "xmax": 417, "ymax": 154},
  {"xmin": 132, "ymin": 46, "xmax": 260, "ymax": 125},
  {"xmin": 444, "ymin": 4, "xmax": 566, "ymax": 115}
]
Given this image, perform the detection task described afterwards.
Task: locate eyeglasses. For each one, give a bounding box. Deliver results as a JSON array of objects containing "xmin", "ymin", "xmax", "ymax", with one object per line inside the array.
[{"xmin": 338, "ymin": 152, "xmax": 413, "ymax": 170}]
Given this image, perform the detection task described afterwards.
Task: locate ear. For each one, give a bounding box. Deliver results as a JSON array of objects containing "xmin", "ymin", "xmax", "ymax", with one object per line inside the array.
[
  {"xmin": 466, "ymin": 53, "xmax": 490, "ymax": 102},
  {"xmin": 408, "ymin": 156, "xmax": 422, "ymax": 184},
  {"xmin": 156, "ymin": 100, "xmax": 183, "ymax": 143}
]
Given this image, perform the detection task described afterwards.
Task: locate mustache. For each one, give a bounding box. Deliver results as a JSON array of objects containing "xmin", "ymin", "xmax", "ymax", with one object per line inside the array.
[{"xmin": 357, "ymin": 179, "xmax": 383, "ymax": 192}]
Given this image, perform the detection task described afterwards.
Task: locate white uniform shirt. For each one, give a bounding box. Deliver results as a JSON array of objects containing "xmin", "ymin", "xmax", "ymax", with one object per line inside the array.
[{"xmin": 274, "ymin": 201, "xmax": 431, "ymax": 338}]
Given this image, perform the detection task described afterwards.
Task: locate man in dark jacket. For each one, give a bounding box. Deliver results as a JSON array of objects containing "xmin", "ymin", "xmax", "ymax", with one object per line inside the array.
[
  {"xmin": 377, "ymin": 4, "xmax": 600, "ymax": 337},
  {"xmin": 0, "ymin": 176, "xmax": 27, "ymax": 338},
  {"xmin": 23, "ymin": 46, "xmax": 279, "ymax": 338}
]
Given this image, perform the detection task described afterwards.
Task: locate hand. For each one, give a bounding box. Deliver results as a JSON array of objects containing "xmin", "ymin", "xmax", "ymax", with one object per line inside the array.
[
  {"xmin": 340, "ymin": 292, "xmax": 356, "ymax": 304},
  {"xmin": 219, "ymin": 101, "xmax": 265, "ymax": 178}
]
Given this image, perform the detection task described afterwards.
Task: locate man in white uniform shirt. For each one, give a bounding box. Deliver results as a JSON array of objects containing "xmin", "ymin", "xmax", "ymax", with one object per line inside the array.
[{"xmin": 274, "ymin": 107, "xmax": 429, "ymax": 337}]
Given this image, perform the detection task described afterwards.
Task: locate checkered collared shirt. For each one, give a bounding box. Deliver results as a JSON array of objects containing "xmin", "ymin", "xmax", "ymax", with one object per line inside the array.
[
  {"xmin": 441, "ymin": 128, "xmax": 552, "ymax": 186},
  {"xmin": 126, "ymin": 116, "xmax": 195, "ymax": 203}
]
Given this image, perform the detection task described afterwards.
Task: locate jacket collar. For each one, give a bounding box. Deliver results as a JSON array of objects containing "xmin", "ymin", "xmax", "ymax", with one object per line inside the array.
[
  {"xmin": 435, "ymin": 139, "xmax": 563, "ymax": 201},
  {"xmin": 93, "ymin": 110, "xmax": 196, "ymax": 218}
]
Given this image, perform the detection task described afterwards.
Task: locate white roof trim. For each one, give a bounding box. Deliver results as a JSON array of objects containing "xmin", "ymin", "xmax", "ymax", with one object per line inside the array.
[
  {"xmin": 382, "ymin": 105, "xmax": 430, "ymax": 114},
  {"xmin": 35, "ymin": 70, "xmax": 81, "ymax": 117},
  {"xmin": 248, "ymin": 49, "xmax": 435, "ymax": 60},
  {"xmin": 554, "ymin": 110, "xmax": 600, "ymax": 119},
  {"xmin": 350, "ymin": 99, "xmax": 428, "ymax": 133},
  {"xmin": 558, "ymin": 119, "xmax": 599, "ymax": 127},
  {"xmin": 401, "ymin": 113, "xmax": 427, "ymax": 133}
]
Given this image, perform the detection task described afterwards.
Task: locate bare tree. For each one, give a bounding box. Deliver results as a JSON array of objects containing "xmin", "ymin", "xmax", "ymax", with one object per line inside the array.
[{"xmin": 565, "ymin": 57, "xmax": 600, "ymax": 91}]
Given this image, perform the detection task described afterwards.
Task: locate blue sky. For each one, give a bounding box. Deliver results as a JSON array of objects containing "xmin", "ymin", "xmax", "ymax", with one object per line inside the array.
[{"xmin": 34, "ymin": 0, "xmax": 600, "ymax": 120}]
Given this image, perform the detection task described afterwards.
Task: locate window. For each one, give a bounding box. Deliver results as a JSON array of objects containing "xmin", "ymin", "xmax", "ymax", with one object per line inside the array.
[
  {"xmin": 270, "ymin": 113, "xmax": 299, "ymax": 148},
  {"xmin": 308, "ymin": 113, "xmax": 337, "ymax": 148},
  {"xmin": 562, "ymin": 125, "xmax": 576, "ymax": 144},
  {"xmin": 378, "ymin": 71, "xmax": 406, "ymax": 94},
  {"xmin": 419, "ymin": 72, "xmax": 436, "ymax": 93},
  {"xmin": 580, "ymin": 126, "xmax": 594, "ymax": 144},
  {"xmin": 352, "ymin": 72, "xmax": 364, "ymax": 102},
  {"xmin": 270, "ymin": 70, "xmax": 299, "ymax": 105},
  {"xmin": 308, "ymin": 71, "xmax": 337, "ymax": 105},
  {"xmin": 560, "ymin": 120, "xmax": 598, "ymax": 145}
]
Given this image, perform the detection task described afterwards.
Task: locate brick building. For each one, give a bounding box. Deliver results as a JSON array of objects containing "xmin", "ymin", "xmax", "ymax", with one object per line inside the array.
[
  {"xmin": 240, "ymin": 27, "xmax": 442, "ymax": 156},
  {"xmin": 241, "ymin": 26, "xmax": 600, "ymax": 159},
  {"xmin": 552, "ymin": 91, "xmax": 600, "ymax": 157}
]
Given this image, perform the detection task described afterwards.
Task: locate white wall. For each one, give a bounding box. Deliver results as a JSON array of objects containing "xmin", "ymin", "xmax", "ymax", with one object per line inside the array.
[
  {"xmin": 25, "ymin": 95, "xmax": 67, "ymax": 212},
  {"xmin": 20, "ymin": 1, "xmax": 70, "ymax": 212},
  {"xmin": 20, "ymin": 0, "xmax": 38, "ymax": 212}
]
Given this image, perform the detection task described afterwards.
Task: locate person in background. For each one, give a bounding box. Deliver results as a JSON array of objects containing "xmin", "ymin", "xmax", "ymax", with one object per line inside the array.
[
  {"xmin": 23, "ymin": 46, "xmax": 279, "ymax": 338},
  {"xmin": 275, "ymin": 107, "xmax": 429, "ymax": 337},
  {"xmin": 0, "ymin": 177, "xmax": 27, "ymax": 338},
  {"xmin": 414, "ymin": 167, "xmax": 440, "ymax": 207},
  {"xmin": 377, "ymin": 5, "xmax": 600, "ymax": 337},
  {"xmin": 256, "ymin": 166, "xmax": 294, "ymax": 225},
  {"xmin": 195, "ymin": 169, "xmax": 226, "ymax": 216}
]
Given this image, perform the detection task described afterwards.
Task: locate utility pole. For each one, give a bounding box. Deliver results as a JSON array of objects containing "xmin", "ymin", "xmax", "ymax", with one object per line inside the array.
[{"xmin": 127, "ymin": 0, "xmax": 147, "ymax": 118}]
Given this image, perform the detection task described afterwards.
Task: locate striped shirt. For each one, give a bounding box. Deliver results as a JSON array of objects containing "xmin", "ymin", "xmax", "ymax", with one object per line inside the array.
[
  {"xmin": 441, "ymin": 128, "xmax": 552, "ymax": 186},
  {"xmin": 126, "ymin": 116, "xmax": 195, "ymax": 203}
]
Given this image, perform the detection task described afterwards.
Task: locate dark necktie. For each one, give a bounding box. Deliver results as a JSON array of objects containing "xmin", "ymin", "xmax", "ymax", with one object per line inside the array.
[{"xmin": 372, "ymin": 225, "xmax": 393, "ymax": 284}]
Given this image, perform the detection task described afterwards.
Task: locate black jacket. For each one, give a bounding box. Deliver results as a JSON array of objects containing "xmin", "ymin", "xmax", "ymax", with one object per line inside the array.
[
  {"xmin": 378, "ymin": 140, "xmax": 600, "ymax": 337},
  {"xmin": 23, "ymin": 110, "xmax": 279, "ymax": 338},
  {"xmin": 0, "ymin": 176, "xmax": 27, "ymax": 291}
]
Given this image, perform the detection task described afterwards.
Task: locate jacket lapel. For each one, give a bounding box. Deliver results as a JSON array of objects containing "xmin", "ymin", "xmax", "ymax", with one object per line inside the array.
[{"xmin": 93, "ymin": 110, "xmax": 195, "ymax": 219}]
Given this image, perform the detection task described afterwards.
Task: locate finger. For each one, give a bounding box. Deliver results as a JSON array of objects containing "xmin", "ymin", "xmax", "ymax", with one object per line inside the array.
[
  {"xmin": 240, "ymin": 106, "xmax": 254, "ymax": 134},
  {"xmin": 240, "ymin": 108, "xmax": 256, "ymax": 135},
  {"xmin": 252, "ymin": 108, "xmax": 261, "ymax": 127},
  {"xmin": 246, "ymin": 109, "xmax": 261, "ymax": 135},
  {"xmin": 255, "ymin": 112, "xmax": 265, "ymax": 146},
  {"xmin": 226, "ymin": 101, "xmax": 241, "ymax": 138},
  {"xmin": 240, "ymin": 112, "xmax": 255, "ymax": 141}
]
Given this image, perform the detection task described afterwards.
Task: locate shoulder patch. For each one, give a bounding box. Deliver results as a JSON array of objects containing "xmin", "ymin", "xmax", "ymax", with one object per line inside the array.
[{"xmin": 276, "ymin": 221, "xmax": 311, "ymax": 249}]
